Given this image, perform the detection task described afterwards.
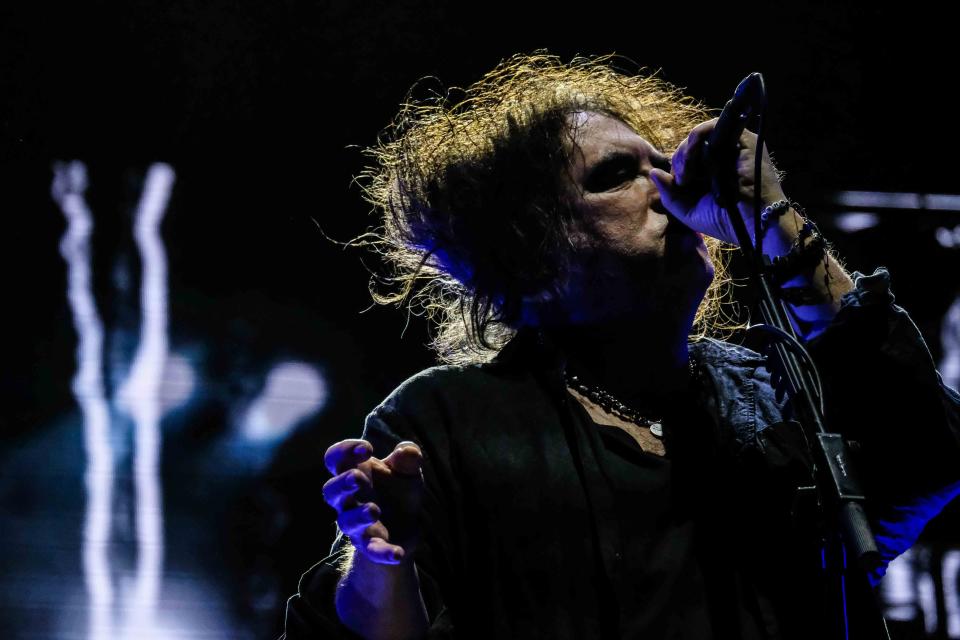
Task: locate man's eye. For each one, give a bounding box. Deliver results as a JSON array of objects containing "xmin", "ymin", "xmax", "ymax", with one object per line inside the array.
[{"xmin": 584, "ymin": 159, "xmax": 639, "ymax": 193}]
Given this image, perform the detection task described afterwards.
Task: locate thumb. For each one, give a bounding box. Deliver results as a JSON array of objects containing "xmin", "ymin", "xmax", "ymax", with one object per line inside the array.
[
  {"xmin": 650, "ymin": 167, "xmax": 683, "ymax": 213},
  {"xmin": 649, "ymin": 167, "xmax": 674, "ymax": 194},
  {"xmin": 383, "ymin": 441, "xmax": 423, "ymax": 477}
]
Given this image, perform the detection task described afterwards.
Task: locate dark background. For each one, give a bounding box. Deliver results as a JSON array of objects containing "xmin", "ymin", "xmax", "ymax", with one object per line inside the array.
[{"xmin": 2, "ymin": 2, "xmax": 959, "ymax": 638}]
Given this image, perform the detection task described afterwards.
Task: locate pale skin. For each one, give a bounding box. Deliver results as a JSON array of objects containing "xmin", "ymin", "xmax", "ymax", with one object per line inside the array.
[{"xmin": 324, "ymin": 111, "xmax": 855, "ymax": 639}]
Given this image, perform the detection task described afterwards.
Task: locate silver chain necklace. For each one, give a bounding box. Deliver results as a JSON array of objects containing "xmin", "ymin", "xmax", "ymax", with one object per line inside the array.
[{"xmin": 563, "ymin": 357, "xmax": 698, "ymax": 439}]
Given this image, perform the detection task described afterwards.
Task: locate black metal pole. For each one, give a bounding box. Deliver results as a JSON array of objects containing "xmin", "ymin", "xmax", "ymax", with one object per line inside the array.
[{"xmin": 704, "ymin": 73, "xmax": 887, "ymax": 639}]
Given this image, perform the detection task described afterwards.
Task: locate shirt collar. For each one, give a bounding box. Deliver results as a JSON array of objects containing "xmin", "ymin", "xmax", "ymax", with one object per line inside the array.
[{"xmin": 492, "ymin": 326, "xmax": 762, "ymax": 376}]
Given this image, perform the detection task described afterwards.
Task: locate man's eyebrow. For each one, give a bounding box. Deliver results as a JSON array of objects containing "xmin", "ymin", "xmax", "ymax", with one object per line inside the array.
[
  {"xmin": 589, "ymin": 150, "xmax": 635, "ymax": 167},
  {"xmin": 588, "ymin": 149, "xmax": 671, "ymax": 171}
]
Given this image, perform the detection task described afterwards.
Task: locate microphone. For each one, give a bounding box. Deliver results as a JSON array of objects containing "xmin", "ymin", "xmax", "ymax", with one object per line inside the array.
[{"xmin": 704, "ymin": 72, "xmax": 764, "ymax": 208}]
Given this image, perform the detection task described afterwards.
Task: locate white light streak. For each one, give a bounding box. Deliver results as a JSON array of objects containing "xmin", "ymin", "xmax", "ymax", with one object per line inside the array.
[
  {"xmin": 55, "ymin": 162, "xmax": 177, "ymax": 640},
  {"xmin": 831, "ymin": 190, "xmax": 960, "ymax": 211},
  {"xmin": 944, "ymin": 550, "xmax": 960, "ymax": 638},
  {"xmin": 115, "ymin": 163, "xmax": 175, "ymax": 636},
  {"xmin": 925, "ymin": 194, "xmax": 960, "ymax": 211},
  {"xmin": 241, "ymin": 362, "xmax": 328, "ymax": 442},
  {"xmin": 919, "ymin": 568, "xmax": 939, "ymax": 635},
  {"xmin": 881, "ymin": 548, "xmax": 917, "ymax": 621},
  {"xmin": 833, "ymin": 191, "xmax": 923, "ymax": 209},
  {"xmin": 52, "ymin": 160, "xmax": 114, "ymax": 640},
  {"xmin": 942, "ymin": 297, "xmax": 960, "ymax": 393}
]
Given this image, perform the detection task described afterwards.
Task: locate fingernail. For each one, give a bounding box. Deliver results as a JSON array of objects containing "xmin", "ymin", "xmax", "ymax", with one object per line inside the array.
[{"xmin": 354, "ymin": 444, "xmax": 370, "ymax": 458}]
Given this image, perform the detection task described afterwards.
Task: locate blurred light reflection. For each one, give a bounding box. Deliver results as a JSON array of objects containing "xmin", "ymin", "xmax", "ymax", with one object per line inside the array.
[
  {"xmin": 115, "ymin": 163, "xmax": 175, "ymax": 635},
  {"xmin": 54, "ymin": 162, "xmax": 177, "ymax": 639},
  {"xmin": 53, "ymin": 160, "xmax": 115, "ymax": 640},
  {"xmin": 241, "ymin": 361, "xmax": 328, "ymax": 443}
]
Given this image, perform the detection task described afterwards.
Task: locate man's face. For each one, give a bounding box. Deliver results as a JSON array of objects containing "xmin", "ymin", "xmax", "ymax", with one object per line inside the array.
[{"xmin": 562, "ymin": 110, "xmax": 714, "ymax": 310}]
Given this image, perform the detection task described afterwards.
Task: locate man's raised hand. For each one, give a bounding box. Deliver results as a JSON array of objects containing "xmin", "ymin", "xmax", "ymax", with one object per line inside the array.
[{"xmin": 323, "ymin": 439, "xmax": 425, "ymax": 565}]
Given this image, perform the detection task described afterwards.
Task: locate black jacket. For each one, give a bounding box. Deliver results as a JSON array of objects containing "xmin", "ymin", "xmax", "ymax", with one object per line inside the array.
[{"xmin": 282, "ymin": 268, "xmax": 960, "ymax": 639}]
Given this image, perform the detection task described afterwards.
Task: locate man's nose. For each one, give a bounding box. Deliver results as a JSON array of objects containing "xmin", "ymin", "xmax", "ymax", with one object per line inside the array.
[{"xmin": 648, "ymin": 181, "xmax": 668, "ymax": 216}]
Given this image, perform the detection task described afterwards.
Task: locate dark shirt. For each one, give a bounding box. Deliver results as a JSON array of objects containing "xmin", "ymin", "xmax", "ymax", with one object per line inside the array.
[
  {"xmin": 282, "ymin": 268, "xmax": 960, "ymax": 639},
  {"xmin": 593, "ymin": 422, "xmax": 716, "ymax": 638}
]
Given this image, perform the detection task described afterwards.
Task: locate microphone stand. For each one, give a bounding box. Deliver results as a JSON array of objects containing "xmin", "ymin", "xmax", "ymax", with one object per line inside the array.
[{"xmin": 704, "ymin": 73, "xmax": 890, "ymax": 640}]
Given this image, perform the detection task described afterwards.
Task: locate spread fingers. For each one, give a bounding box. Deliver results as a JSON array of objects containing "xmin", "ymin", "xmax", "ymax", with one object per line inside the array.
[
  {"xmin": 337, "ymin": 502, "xmax": 382, "ymax": 537},
  {"xmin": 322, "ymin": 468, "xmax": 372, "ymax": 512}
]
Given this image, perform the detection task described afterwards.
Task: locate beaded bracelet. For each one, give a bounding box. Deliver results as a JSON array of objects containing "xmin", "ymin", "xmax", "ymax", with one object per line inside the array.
[
  {"xmin": 759, "ymin": 199, "xmax": 793, "ymax": 234},
  {"xmin": 768, "ymin": 219, "xmax": 828, "ymax": 286}
]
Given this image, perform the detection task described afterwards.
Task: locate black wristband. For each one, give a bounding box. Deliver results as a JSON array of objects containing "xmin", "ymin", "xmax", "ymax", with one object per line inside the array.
[{"xmin": 768, "ymin": 220, "xmax": 828, "ymax": 286}]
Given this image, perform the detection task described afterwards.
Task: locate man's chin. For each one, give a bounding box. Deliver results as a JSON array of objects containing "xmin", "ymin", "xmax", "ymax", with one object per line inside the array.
[{"xmin": 660, "ymin": 249, "xmax": 714, "ymax": 300}]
